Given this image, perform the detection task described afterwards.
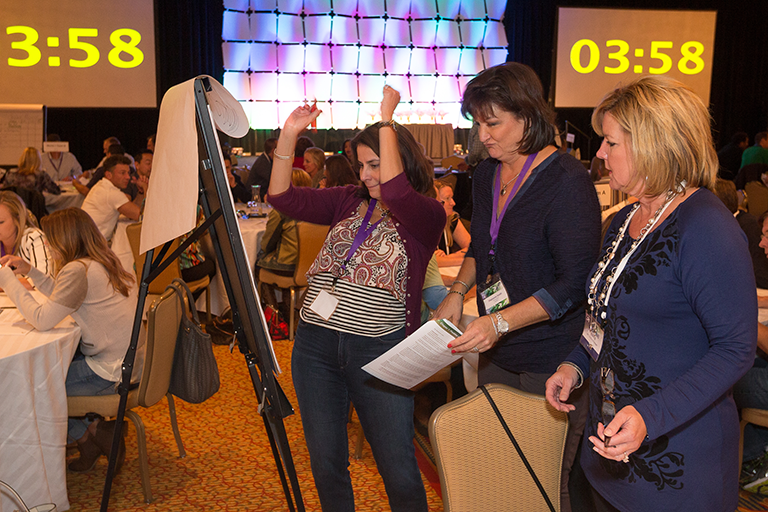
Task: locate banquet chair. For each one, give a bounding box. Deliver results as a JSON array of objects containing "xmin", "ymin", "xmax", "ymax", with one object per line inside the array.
[
  {"xmin": 441, "ymin": 155, "xmax": 465, "ymax": 170},
  {"xmin": 67, "ymin": 286, "xmax": 186, "ymax": 504},
  {"xmin": 745, "ymin": 181, "xmax": 768, "ymax": 219},
  {"xmin": 740, "ymin": 408, "xmax": 768, "ymax": 467},
  {"xmin": 429, "ymin": 383, "xmax": 568, "ymax": 512},
  {"xmin": 258, "ymin": 222, "xmax": 328, "ymax": 340},
  {"xmin": 126, "ymin": 221, "xmax": 212, "ymax": 322}
]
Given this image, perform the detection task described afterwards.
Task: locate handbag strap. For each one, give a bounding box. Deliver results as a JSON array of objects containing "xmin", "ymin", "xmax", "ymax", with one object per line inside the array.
[
  {"xmin": 479, "ymin": 384, "xmax": 557, "ymax": 512},
  {"xmin": 168, "ymin": 278, "xmax": 204, "ymax": 327}
]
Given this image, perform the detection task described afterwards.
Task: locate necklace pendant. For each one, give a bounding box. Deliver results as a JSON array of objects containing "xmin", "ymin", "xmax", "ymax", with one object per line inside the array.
[{"xmin": 500, "ymin": 187, "xmax": 507, "ymax": 196}]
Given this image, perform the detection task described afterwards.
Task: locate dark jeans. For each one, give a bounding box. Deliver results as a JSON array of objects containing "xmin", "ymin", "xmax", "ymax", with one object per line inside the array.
[
  {"xmin": 733, "ymin": 357, "xmax": 768, "ymax": 461},
  {"xmin": 292, "ymin": 320, "xmax": 428, "ymax": 512}
]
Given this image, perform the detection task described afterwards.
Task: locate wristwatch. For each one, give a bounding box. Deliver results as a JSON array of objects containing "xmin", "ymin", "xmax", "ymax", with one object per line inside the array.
[{"xmin": 494, "ymin": 312, "xmax": 509, "ymax": 335}]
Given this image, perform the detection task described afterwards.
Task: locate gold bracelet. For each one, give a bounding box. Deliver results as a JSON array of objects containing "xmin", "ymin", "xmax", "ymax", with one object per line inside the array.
[
  {"xmin": 380, "ymin": 119, "xmax": 398, "ymax": 131},
  {"xmin": 273, "ymin": 151, "xmax": 294, "ymax": 161}
]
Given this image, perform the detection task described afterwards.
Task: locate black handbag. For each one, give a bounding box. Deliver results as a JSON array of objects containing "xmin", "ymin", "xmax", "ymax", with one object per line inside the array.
[{"xmin": 167, "ymin": 278, "xmax": 220, "ymax": 403}]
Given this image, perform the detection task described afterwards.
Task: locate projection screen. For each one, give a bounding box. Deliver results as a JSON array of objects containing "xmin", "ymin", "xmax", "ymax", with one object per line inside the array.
[{"xmin": 554, "ymin": 8, "xmax": 717, "ymax": 108}]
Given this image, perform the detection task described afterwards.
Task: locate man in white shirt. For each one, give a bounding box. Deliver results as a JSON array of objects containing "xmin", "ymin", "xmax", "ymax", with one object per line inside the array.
[
  {"xmin": 41, "ymin": 134, "xmax": 82, "ymax": 181},
  {"xmin": 81, "ymin": 155, "xmax": 142, "ymax": 242}
]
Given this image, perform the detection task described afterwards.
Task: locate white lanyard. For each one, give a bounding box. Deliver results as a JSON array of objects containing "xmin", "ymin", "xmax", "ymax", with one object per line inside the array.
[{"xmin": 594, "ymin": 197, "xmax": 675, "ymax": 318}]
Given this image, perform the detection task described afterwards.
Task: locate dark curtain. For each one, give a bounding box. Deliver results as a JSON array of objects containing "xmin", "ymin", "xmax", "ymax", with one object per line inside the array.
[
  {"xmin": 505, "ymin": 0, "xmax": 768, "ymax": 159},
  {"xmin": 47, "ymin": 0, "xmax": 223, "ymax": 169}
]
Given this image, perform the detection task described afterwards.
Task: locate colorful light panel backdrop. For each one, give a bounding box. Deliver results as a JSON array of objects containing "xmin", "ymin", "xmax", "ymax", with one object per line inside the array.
[
  {"xmin": 0, "ymin": 0, "xmax": 156, "ymax": 107},
  {"xmin": 222, "ymin": 0, "xmax": 508, "ymax": 129},
  {"xmin": 554, "ymin": 8, "xmax": 716, "ymax": 108}
]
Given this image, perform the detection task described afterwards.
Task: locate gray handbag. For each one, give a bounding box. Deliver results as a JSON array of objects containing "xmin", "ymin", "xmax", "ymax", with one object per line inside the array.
[{"xmin": 167, "ymin": 278, "xmax": 220, "ymax": 403}]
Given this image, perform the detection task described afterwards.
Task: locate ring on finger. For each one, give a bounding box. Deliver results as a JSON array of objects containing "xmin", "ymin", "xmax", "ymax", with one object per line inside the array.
[
  {"xmin": 471, "ymin": 346, "xmax": 480, "ymax": 353},
  {"xmin": 622, "ymin": 452, "xmax": 629, "ymax": 463}
]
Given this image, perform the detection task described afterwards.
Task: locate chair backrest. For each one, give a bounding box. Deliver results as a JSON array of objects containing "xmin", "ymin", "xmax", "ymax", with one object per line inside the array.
[
  {"xmin": 294, "ymin": 222, "xmax": 329, "ymax": 287},
  {"xmin": 139, "ymin": 286, "xmax": 184, "ymax": 407},
  {"xmin": 429, "ymin": 383, "xmax": 568, "ymax": 512},
  {"xmin": 441, "ymin": 155, "xmax": 464, "ymax": 170},
  {"xmin": 126, "ymin": 222, "xmax": 183, "ymax": 294},
  {"xmin": 746, "ymin": 181, "xmax": 768, "ymax": 218}
]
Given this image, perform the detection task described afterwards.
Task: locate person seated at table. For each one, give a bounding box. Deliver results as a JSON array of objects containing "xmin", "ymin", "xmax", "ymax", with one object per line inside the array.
[
  {"xmin": 0, "ymin": 191, "xmax": 53, "ymax": 289},
  {"xmin": 256, "ymin": 168, "xmax": 312, "ymax": 311},
  {"xmin": 0, "ymin": 208, "xmax": 137, "ymax": 473},
  {"xmin": 246, "ymin": 137, "xmax": 277, "ymax": 190},
  {"xmin": 224, "ymin": 154, "xmax": 251, "ymax": 203},
  {"xmin": 81, "ymin": 155, "xmax": 142, "ymax": 243},
  {"xmin": 342, "ymin": 138, "xmax": 355, "ymax": 163},
  {"xmin": 320, "ymin": 155, "xmax": 359, "ymax": 188},
  {"xmin": 146, "ymin": 133, "xmax": 156, "ymax": 152},
  {"xmin": 304, "ymin": 147, "xmax": 326, "ymax": 188},
  {"xmin": 130, "ymin": 149, "xmax": 152, "ymax": 198},
  {"xmin": 76, "ymin": 144, "xmax": 139, "ymax": 199},
  {"xmin": 2, "ymin": 147, "xmax": 61, "ymax": 196},
  {"xmin": 41, "ymin": 134, "xmax": 83, "ymax": 182},
  {"xmin": 292, "ymin": 136, "xmax": 315, "ymax": 171},
  {"xmin": 95, "ymin": 136, "xmax": 135, "ymax": 170},
  {"xmin": 433, "ymin": 179, "xmax": 470, "ymax": 267}
]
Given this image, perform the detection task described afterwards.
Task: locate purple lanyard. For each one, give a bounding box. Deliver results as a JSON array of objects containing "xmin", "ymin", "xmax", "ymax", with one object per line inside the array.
[
  {"xmin": 335, "ymin": 199, "xmax": 384, "ymax": 284},
  {"xmin": 0, "ymin": 244, "xmax": 5, "ymax": 257},
  {"xmin": 489, "ymin": 153, "xmax": 537, "ymax": 255}
]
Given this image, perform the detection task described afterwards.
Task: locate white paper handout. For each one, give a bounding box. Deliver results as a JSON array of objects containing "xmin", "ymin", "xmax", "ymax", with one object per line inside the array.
[{"xmin": 362, "ymin": 319, "xmax": 463, "ymax": 389}]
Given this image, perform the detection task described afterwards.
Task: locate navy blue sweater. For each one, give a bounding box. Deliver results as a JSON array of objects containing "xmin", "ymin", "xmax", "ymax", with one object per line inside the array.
[{"xmin": 467, "ymin": 152, "xmax": 601, "ymax": 373}]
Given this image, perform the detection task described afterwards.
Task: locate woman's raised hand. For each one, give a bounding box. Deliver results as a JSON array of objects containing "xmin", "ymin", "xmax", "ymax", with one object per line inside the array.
[
  {"xmin": 283, "ymin": 104, "xmax": 322, "ymax": 137},
  {"xmin": 381, "ymin": 85, "xmax": 400, "ymax": 122},
  {"xmin": 0, "ymin": 255, "xmax": 31, "ymax": 275}
]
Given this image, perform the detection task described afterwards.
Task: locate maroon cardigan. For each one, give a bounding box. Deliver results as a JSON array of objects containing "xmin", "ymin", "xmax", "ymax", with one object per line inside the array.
[{"xmin": 269, "ymin": 173, "xmax": 445, "ymax": 335}]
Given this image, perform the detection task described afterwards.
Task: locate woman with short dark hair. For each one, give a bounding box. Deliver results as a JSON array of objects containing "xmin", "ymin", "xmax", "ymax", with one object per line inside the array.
[{"xmin": 434, "ymin": 62, "xmax": 602, "ymax": 510}]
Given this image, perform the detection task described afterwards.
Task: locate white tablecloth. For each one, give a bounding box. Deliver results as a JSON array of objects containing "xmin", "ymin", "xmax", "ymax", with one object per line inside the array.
[
  {"xmin": 198, "ymin": 206, "xmax": 269, "ymax": 315},
  {"xmin": 0, "ymin": 315, "xmax": 81, "ymax": 512},
  {"xmin": 44, "ymin": 182, "xmax": 84, "ymax": 213}
]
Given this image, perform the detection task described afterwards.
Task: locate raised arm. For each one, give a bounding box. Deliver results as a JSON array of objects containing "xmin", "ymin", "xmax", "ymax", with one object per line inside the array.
[
  {"xmin": 379, "ymin": 85, "xmax": 404, "ymax": 186},
  {"xmin": 269, "ymin": 105, "xmax": 322, "ymax": 197}
]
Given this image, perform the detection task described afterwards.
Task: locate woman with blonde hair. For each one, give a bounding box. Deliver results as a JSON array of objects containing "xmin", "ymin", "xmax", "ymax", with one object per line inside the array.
[
  {"xmin": 433, "ymin": 179, "xmax": 470, "ymax": 266},
  {"xmin": 0, "ymin": 190, "xmax": 52, "ymax": 279},
  {"xmin": 303, "ymin": 147, "xmax": 326, "ymax": 187},
  {"xmin": 3, "ymin": 147, "xmax": 61, "ymax": 195},
  {"xmin": 545, "ymin": 76, "xmax": 756, "ymax": 511},
  {"xmin": 0, "ymin": 207, "xmax": 137, "ymax": 474}
]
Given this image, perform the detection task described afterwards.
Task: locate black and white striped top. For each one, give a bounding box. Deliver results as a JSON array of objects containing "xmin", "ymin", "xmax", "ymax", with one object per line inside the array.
[
  {"xmin": 301, "ymin": 272, "xmax": 406, "ymax": 337},
  {"xmin": 18, "ymin": 227, "xmax": 52, "ymax": 276}
]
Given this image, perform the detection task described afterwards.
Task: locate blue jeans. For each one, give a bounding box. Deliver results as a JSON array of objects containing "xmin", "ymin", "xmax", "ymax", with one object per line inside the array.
[
  {"xmin": 734, "ymin": 357, "xmax": 768, "ymax": 461},
  {"xmin": 292, "ymin": 320, "xmax": 428, "ymax": 512},
  {"xmin": 66, "ymin": 352, "xmax": 118, "ymax": 440}
]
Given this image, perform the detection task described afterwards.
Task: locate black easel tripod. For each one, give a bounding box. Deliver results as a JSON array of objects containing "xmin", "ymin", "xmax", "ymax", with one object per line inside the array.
[{"xmin": 96, "ymin": 76, "xmax": 304, "ymax": 511}]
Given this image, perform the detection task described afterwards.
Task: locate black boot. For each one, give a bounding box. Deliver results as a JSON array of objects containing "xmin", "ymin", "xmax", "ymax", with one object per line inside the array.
[
  {"xmin": 68, "ymin": 431, "xmax": 102, "ymax": 472},
  {"xmin": 93, "ymin": 420, "xmax": 127, "ymax": 475}
]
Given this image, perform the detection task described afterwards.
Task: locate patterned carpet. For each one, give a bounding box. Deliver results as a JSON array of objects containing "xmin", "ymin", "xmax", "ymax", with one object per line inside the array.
[
  {"xmin": 63, "ymin": 332, "xmax": 768, "ymax": 511},
  {"xmin": 65, "ymin": 338, "xmax": 444, "ymax": 511}
]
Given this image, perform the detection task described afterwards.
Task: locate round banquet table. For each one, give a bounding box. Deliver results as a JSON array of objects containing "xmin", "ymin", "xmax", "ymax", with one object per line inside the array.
[
  {"xmin": 0, "ymin": 315, "xmax": 81, "ymax": 512},
  {"xmin": 44, "ymin": 181, "xmax": 85, "ymax": 213}
]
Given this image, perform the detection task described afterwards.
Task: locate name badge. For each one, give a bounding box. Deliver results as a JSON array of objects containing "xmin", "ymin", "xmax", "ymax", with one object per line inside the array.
[
  {"xmin": 579, "ymin": 313, "xmax": 604, "ymax": 361},
  {"xmin": 308, "ymin": 289, "xmax": 339, "ymax": 321},
  {"xmin": 477, "ymin": 272, "xmax": 510, "ymax": 314}
]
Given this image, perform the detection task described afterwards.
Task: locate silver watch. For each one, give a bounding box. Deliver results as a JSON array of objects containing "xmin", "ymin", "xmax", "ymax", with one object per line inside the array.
[{"xmin": 494, "ymin": 312, "xmax": 509, "ymax": 335}]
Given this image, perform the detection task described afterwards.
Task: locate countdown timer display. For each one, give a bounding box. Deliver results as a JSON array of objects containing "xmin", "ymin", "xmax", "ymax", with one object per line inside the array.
[
  {"xmin": 554, "ymin": 8, "xmax": 716, "ymax": 108},
  {"xmin": 0, "ymin": 0, "xmax": 156, "ymax": 108}
]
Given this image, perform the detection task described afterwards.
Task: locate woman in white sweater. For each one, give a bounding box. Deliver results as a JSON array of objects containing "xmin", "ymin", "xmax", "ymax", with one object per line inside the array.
[{"xmin": 0, "ymin": 207, "xmax": 137, "ymax": 473}]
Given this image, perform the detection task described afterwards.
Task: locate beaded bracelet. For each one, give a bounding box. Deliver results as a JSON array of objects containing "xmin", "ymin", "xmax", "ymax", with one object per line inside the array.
[
  {"xmin": 447, "ymin": 289, "xmax": 465, "ymax": 299},
  {"xmin": 273, "ymin": 151, "xmax": 294, "ymax": 161},
  {"xmin": 453, "ymin": 280, "xmax": 471, "ymax": 291}
]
